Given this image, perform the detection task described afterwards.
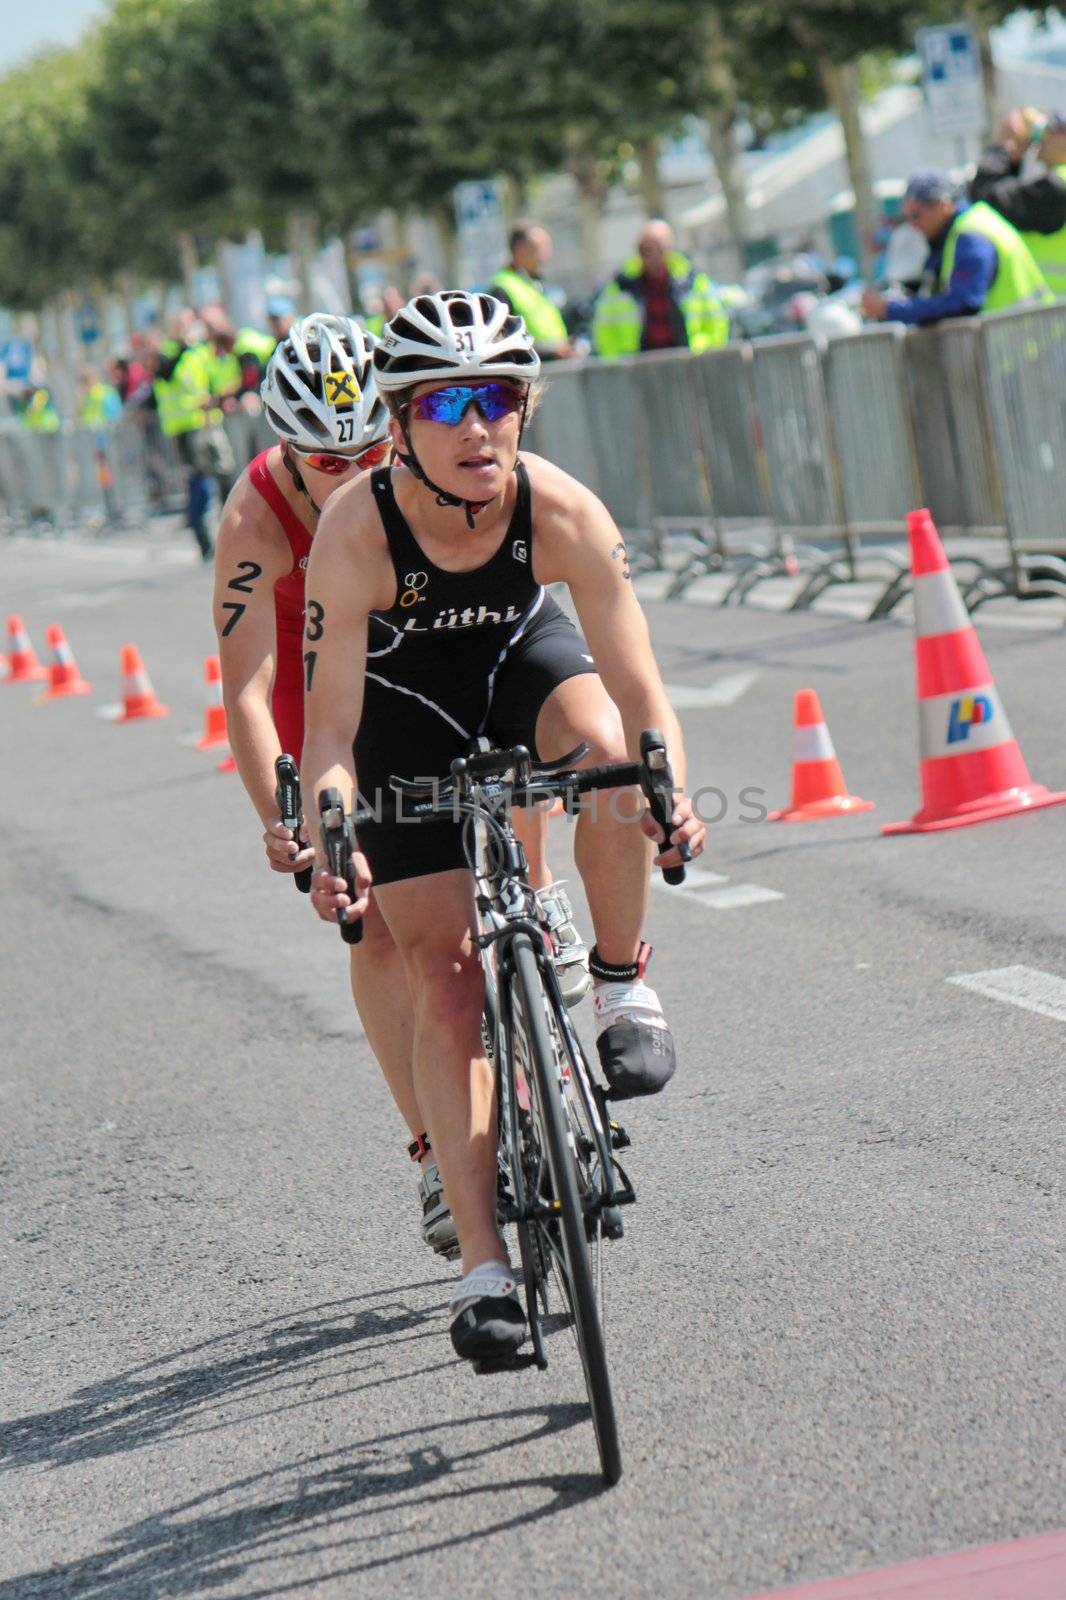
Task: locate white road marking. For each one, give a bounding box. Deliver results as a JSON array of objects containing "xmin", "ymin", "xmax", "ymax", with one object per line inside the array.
[
  {"xmin": 947, "ymin": 965, "xmax": 1066, "ymax": 1023},
  {"xmin": 690, "ymin": 883, "xmax": 784, "ymax": 909},
  {"xmin": 652, "ymin": 871, "xmax": 783, "ymax": 910},
  {"xmin": 665, "ymin": 671, "xmax": 760, "ymax": 709}
]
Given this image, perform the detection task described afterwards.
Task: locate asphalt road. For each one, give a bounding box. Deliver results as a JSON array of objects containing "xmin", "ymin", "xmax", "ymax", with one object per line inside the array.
[{"xmin": 3, "ymin": 528, "xmax": 1065, "ymax": 1599}]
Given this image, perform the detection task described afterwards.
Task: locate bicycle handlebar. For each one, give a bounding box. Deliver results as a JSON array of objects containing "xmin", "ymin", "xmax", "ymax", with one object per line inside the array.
[{"xmin": 366, "ymin": 730, "xmax": 689, "ymax": 885}]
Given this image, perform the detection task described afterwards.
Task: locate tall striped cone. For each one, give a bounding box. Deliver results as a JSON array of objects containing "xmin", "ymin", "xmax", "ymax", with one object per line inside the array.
[
  {"xmin": 4, "ymin": 615, "xmax": 46, "ymax": 683},
  {"xmin": 769, "ymin": 689, "xmax": 874, "ymax": 822},
  {"xmin": 196, "ymin": 655, "xmax": 229, "ymax": 749},
  {"xmin": 883, "ymin": 509, "xmax": 1066, "ymax": 834},
  {"xmin": 38, "ymin": 624, "xmax": 91, "ymax": 701},
  {"xmin": 115, "ymin": 643, "xmax": 169, "ymax": 722}
]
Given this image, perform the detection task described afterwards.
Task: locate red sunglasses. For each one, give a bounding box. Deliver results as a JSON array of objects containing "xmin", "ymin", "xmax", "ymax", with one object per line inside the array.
[{"xmin": 292, "ymin": 438, "xmax": 391, "ymax": 475}]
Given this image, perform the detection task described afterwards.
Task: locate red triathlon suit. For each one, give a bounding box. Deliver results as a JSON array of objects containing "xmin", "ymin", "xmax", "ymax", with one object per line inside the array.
[{"xmin": 247, "ymin": 451, "xmax": 312, "ymax": 761}]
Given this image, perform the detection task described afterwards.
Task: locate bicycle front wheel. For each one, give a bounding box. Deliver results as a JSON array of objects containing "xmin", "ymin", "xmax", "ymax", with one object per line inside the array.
[{"xmin": 510, "ymin": 933, "xmax": 622, "ymax": 1485}]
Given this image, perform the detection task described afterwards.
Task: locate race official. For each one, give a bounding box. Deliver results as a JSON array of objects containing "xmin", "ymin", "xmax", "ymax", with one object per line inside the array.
[
  {"xmin": 861, "ymin": 168, "xmax": 1051, "ymax": 327},
  {"xmin": 970, "ymin": 109, "xmax": 1066, "ymax": 297}
]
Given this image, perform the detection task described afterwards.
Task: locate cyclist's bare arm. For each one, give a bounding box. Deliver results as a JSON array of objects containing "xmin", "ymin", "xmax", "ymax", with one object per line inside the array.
[
  {"xmin": 300, "ymin": 477, "xmax": 396, "ymax": 914},
  {"xmin": 524, "ymin": 454, "xmax": 687, "ymax": 786},
  {"xmin": 212, "ymin": 476, "xmax": 297, "ymax": 839}
]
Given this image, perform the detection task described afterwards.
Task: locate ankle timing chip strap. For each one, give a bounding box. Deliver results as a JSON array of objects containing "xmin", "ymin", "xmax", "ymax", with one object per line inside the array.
[
  {"xmin": 589, "ymin": 941, "xmax": 652, "ymax": 983},
  {"xmin": 407, "ymin": 1131, "xmax": 432, "ymax": 1162}
]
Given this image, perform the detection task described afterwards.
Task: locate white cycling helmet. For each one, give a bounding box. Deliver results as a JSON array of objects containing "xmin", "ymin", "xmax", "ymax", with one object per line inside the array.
[
  {"xmin": 261, "ymin": 313, "xmax": 389, "ymax": 454},
  {"xmin": 372, "ymin": 290, "xmax": 541, "ymax": 392}
]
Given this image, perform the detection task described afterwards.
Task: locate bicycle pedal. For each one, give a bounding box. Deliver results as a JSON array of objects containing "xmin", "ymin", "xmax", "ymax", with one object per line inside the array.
[
  {"xmin": 609, "ymin": 1119, "xmax": 631, "ymax": 1150},
  {"xmin": 471, "ymin": 1350, "xmax": 541, "ymax": 1375},
  {"xmin": 602, "ymin": 1205, "xmax": 625, "ymax": 1241}
]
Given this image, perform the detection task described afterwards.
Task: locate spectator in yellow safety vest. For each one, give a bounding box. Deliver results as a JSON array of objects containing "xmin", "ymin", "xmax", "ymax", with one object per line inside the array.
[
  {"xmin": 591, "ymin": 219, "xmax": 730, "ymax": 357},
  {"xmin": 490, "ymin": 222, "xmax": 576, "ymax": 360},
  {"xmin": 861, "ymin": 168, "xmax": 1051, "ymax": 325},
  {"xmin": 969, "ymin": 108, "xmax": 1066, "ymax": 298},
  {"xmin": 77, "ymin": 366, "xmax": 122, "ymax": 429}
]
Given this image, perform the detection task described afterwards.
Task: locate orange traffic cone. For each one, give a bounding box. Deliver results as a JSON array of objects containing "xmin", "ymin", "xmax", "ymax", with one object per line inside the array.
[
  {"xmin": 115, "ymin": 643, "xmax": 169, "ymax": 722},
  {"xmin": 196, "ymin": 655, "xmax": 229, "ymax": 749},
  {"xmin": 38, "ymin": 624, "xmax": 91, "ymax": 701},
  {"xmin": 4, "ymin": 615, "xmax": 46, "ymax": 683},
  {"xmin": 217, "ymin": 754, "xmax": 237, "ymax": 774},
  {"xmin": 884, "ymin": 509, "xmax": 1066, "ymax": 834},
  {"xmin": 769, "ymin": 689, "xmax": 874, "ymax": 822}
]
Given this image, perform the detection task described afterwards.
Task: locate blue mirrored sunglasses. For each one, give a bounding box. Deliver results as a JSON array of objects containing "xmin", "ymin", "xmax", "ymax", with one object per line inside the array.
[{"xmin": 405, "ymin": 382, "xmax": 525, "ymax": 426}]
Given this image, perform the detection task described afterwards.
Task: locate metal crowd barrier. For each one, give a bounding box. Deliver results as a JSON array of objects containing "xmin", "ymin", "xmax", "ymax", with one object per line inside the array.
[
  {"xmin": 979, "ymin": 303, "xmax": 1066, "ymax": 603},
  {"xmin": 525, "ymin": 305, "xmax": 1066, "ymax": 620},
  {"xmin": 7, "ymin": 314, "xmax": 1066, "ymax": 622}
]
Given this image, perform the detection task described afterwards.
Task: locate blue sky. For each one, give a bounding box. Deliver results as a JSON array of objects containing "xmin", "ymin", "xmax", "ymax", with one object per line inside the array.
[{"xmin": 0, "ymin": 0, "xmax": 106, "ymax": 73}]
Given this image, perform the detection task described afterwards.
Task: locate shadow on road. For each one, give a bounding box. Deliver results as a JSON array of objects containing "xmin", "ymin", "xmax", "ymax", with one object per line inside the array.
[
  {"xmin": 3, "ymin": 1404, "xmax": 600, "ymax": 1598},
  {"xmin": 2, "ymin": 1280, "xmax": 446, "ymax": 1475}
]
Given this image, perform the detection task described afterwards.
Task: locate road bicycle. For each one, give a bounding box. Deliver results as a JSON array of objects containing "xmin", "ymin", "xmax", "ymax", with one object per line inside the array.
[{"xmin": 323, "ymin": 731, "xmax": 687, "ymax": 1485}]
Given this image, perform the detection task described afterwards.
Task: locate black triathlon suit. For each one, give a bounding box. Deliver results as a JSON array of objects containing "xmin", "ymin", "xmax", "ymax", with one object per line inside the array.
[{"xmin": 355, "ymin": 459, "xmax": 597, "ymax": 885}]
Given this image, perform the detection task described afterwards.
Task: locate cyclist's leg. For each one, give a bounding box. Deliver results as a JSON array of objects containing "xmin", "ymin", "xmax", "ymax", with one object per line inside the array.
[
  {"xmin": 536, "ymin": 675, "xmax": 676, "ymax": 1099},
  {"xmin": 536, "ymin": 675, "xmax": 649, "ymax": 964},
  {"xmin": 348, "ymin": 895, "xmax": 419, "ymax": 1132},
  {"xmin": 371, "ymin": 868, "xmax": 503, "ymax": 1276}
]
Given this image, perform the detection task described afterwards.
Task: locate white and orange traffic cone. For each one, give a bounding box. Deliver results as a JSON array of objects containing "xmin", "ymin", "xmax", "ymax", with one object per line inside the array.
[
  {"xmin": 196, "ymin": 655, "xmax": 229, "ymax": 750},
  {"xmin": 884, "ymin": 509, "xmax": 1066, "ymax": 834},
  {"xmin": 769, "ymin": 689, "xmax": 874, "ymax": 822},
  {"xmin": 115, "ymin": 643, "xmax": 169, "ymax": 722},
  {"xmin": 38, "ymin": 624, "xmax": 91, "ymax": 701},
  {"xmin": 3, "ymin": 614, "xmax": 46, "ymax": 684}
]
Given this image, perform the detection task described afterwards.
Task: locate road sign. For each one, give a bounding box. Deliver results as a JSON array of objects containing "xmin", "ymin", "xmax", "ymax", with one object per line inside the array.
[
  {"xmin": 917, "ymin": 23, "xmax": 986, "ymax": 138},
  {"xmin": 453, "ymin": 178, "xmax": 507, "ymax": 289}
]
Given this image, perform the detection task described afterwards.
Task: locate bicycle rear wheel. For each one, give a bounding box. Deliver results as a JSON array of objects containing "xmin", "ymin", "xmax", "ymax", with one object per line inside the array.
[{"xmin": 509, "ymin": 933, "xmax": 622, "ymax": 1485}]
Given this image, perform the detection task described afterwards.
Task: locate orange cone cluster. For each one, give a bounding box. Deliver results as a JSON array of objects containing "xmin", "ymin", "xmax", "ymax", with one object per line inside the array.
[{"xmin": 766, "ymin": 508, "xmax": 1065, "ymax": 833}]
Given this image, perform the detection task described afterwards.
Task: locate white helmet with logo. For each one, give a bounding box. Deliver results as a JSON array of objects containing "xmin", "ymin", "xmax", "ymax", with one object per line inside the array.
[
  {"xmin": 261, "ymin": 313, "xmax": 389, "ymax": 453},
  {"xmin": 372, "ymin": 291, "xmax": 541, "ymax": 392}
]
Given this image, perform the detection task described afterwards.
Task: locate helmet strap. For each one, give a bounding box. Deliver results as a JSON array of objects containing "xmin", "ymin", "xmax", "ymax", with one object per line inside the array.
[
  {"xmin": 280, "ymin": 446, "xmax": 320, "ymax": 517},
  {"xmin": 396, "ymin": 400, "xmax": 530, "ymax": 532}
]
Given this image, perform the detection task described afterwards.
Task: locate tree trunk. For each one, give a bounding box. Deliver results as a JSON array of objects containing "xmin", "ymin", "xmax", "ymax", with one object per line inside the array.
[
  {"xmin": 963, "ymin": 0, "xmax": 998, "ymax": 141},
  {"xmin": 431, "ymin": 201, "xmax": 459, "ymax": 287},
  {"xmin": 117, "ymin": 273, "xmax": 139, "ymax": 344},
  {"xmin": 176, "ymin": 231, "xmax": 200, "ymax": 306},
  {"xmin": 567, "ymin": 149, "xmax": 610, "ymax": 285},
  {"xmin": 702, "ymin": 11, "xmax": 749, "ymax": 278},
  {"xmin": 820, "ymin": 56, "xmax": 877, "ymax": 279},
  {"xmin": 637, "ymin": 137, "xmax": 665, "ymax": 219},
  {"xmin": 286, "ymin": 208, "xmax": 318, "ymax": 316}
]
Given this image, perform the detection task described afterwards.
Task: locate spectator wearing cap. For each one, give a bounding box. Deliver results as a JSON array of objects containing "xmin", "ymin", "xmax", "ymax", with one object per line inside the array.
[
  {"xmin": 970, "ymin": 109, "xmax": 1066, "ymax": 297},
  {"xmin": 861, "ymin": 168, "xmax": 1052, "ymax": 327}
]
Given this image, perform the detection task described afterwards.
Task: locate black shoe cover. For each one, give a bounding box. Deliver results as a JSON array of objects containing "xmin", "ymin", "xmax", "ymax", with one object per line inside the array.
[
  {"xmin": 450, "ymin": 1295, "xmax": 527, "ymax": 1362},
  {"xmin": 597, "ymin": 1021, "xmax": 677, "ymax": 1099}
]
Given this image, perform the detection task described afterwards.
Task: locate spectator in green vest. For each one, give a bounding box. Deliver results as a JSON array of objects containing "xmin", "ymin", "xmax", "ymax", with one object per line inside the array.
[
  {"xmin": 490, "ymin": 222, "xmax": 575, "ymax": 360},
  {"xmin": 970, "ymin": 108, "xmax": 1066, "ymax": 298},
  {"xmin": 77, "ymin": 366, "xmax": 122, "ymax": 429},
  {"xmin": 21, "ymin": 386, "xmax": 60, "ymax": 432},
  {"xmin": 861, "ymin": 168, "xmax": 1052, "ymax": 326},
  {"xmin": 591, "ymin": 219, "xmax": 729, "ymax": 358},
  {"xmin": 151, "ymin": 319, "xmax": 234, "ymax": 561}
]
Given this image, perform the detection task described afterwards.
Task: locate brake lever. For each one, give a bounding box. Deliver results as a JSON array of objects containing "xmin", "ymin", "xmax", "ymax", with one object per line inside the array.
[
  {"xmin": 274, "ymin": 754, "xmax": 312, "ymax": 893},
  {"xmin": 638, "ymin": 728, "xmax": 690, "ymax": 886},
  {"xmin": 318, "ymin": 788, "xmax": 364, "ymax": 945}
]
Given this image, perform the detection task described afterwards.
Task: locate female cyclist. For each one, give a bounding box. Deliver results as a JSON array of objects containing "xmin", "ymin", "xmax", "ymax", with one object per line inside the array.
[
  {"xmin": 213, "ymin": 311, "xmax": 582, "ymax": 1262},
  {"xmin": 301, "ymin": 291, "xmax": 704, "ymax": 1363}
]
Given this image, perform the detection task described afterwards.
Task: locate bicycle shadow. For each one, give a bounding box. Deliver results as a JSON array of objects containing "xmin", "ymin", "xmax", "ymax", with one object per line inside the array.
[
  {"xmin": 2, "ymin": 1280, "xmax": 447, "ymax": 1475},
  {"xmin": 3, "ymin": 1405, "xmax": 601, "ymax": 1598}
]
